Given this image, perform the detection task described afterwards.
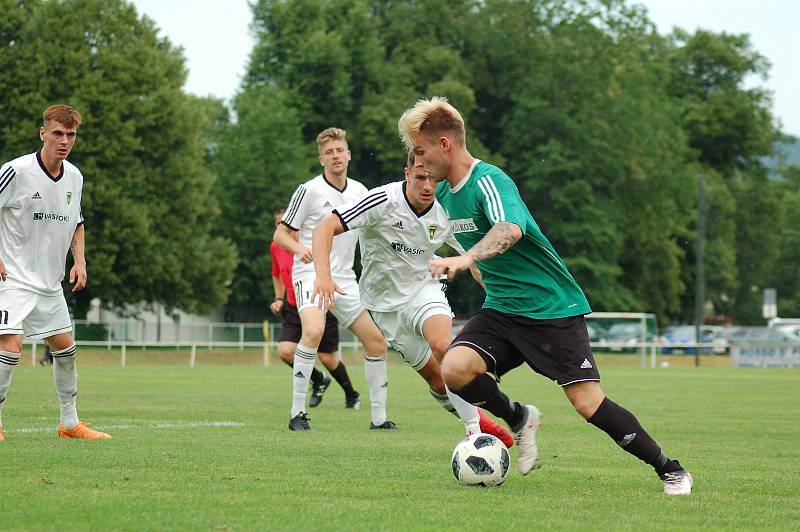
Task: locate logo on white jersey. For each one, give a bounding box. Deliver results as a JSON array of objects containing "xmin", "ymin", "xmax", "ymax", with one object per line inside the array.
[
  {"xmin": 66, "ymin": 191, "xmax": 73, "ymax": 205},
  {"xmin": 323, "ymin": 200, "xmax": 332, "ymax": 208},
  {"xmin": 451, "ymin": 218, "xmax": 477, "ymax": 233},
  {"xmin": 427, "ymin": 225, "xmax": 438, "ymax": 239},
  {"xmin": 580, "ymin": 358, "xmax": 593, "ymax": 369},
  {"xmin": 391, "ymin": 221, "xmax": 403, "ymax": 229},
  {"xmin": 31, "ymin": 192, "xmax": 42, "ymax": 199},
  {"xmin": 33, "ymin": 212, "xmax": 69, "ymax": 222},
  {"xmin": 390, "ymin": 241, "xmax": 424, "ymax": 255}
]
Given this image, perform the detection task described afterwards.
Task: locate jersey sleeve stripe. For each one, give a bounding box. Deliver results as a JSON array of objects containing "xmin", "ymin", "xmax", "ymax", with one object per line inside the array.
[
  {"xmin": 332, "ymin": 209, "xmax": 349, "ymax": 231},
  {"xmin": 339, "ymin": 191, "xmax": 388, "ymax": 223},
  {"xmin": 477, "ymin": 176, "xmax": 501, "ymax": 223},
  {"xmin": 483, "ymin": 176, "xmax": 506, "ymax": 221},
  {"xmin": 283, "ymin": 186, "xmax": 306, "ymax": 225},
  {"xmin": 0, "ymin": 167, "xmax": 15, "ymax": 194}
]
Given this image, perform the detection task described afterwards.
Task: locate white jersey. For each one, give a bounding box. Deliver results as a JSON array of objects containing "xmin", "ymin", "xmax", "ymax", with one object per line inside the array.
[
  {"xmin": 334, "ymin": 180, "xmax": 465, "ymax": 312},
  {"xmin": 282, "ymin": 174, "xmax": 367, "ymax": 281},
  {"xmin": 0, "ymin": 152, "xmax": 84, "ymax": 295}
]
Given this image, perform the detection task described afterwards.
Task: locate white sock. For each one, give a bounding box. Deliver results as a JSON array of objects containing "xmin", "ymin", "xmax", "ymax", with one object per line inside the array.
[
  {"xmin": 364, "ymin": 355, "xmax": 388, "ymax": 425},
  {"xmin": 52, "ymin": 344, "xmax": 79, "ymax": 429},
  {"xmin": 445, "ymin": 385, "xmax": 481, "ymax": 434},
  {"xmin": 428, "ymin": 387, "xmax": 479, "ymax": 433},
  {"xmin": 291, "ymin": 344, "xmax": 316, "ymax": 417},
  {"xmin": 0, "ymin": 350, "xmax": 21, "ymax": 427}
]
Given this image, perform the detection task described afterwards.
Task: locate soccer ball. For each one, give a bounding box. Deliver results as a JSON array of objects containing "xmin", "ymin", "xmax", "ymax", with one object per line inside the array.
[{"xmin": 451, "ymin": 433, "xmax": 510, "ymax": 486}]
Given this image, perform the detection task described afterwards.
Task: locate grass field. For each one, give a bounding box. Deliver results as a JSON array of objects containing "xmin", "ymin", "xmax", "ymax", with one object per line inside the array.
[{"xmin": 1, "ymin": 351, "xmax": 798, "ymax": 530}]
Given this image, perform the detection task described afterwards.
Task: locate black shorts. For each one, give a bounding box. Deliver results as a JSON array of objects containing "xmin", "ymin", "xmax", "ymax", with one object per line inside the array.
[
  {"xmin": 279, "ymin": 304, "xmax": 340, "ymax": 353},
  {"xmin": 452, "ymin": 309, "xmax": 600, "ymax": 386}
]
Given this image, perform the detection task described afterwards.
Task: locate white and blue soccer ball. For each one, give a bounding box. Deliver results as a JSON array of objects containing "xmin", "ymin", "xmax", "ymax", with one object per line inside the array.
[{"xmin": 451, "ymin": 433, "xmax": 510, "ymax": 486}]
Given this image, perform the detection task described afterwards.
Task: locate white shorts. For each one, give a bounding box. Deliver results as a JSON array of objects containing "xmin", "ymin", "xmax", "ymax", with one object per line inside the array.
[
  {"xmin": 370, "ymin": 280, "xmax": 451, "ymax": 370},
  {"xmin": 0, "ymin": 287, "xmax": 73, "ymax": 339},
  {"xmin": 293, "ymin": 271, "xmax": 365, "ymax": 328}
]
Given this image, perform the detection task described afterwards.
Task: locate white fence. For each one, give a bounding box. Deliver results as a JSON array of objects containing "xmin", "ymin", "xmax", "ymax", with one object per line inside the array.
[
  {"xmin": 21, "ymin": 318, "xmax": 798, "ymax": 368},
  {"xmin": 21, "ymin": 319, "xmax": 363, "ymax": 368}
]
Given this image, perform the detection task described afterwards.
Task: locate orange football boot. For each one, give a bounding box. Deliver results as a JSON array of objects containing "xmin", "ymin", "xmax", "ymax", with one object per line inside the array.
[{"xmin": 58, "ymin": 421, "xmax": 112, "ymax": 440}]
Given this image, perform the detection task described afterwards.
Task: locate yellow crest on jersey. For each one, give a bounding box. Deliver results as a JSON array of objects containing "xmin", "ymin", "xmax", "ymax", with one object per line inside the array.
[
  {"xmin": 428, "ymin": 225, "xmax": 437, "ymax": 239},
  {"xmin": 66, "ymin": 191, "xmax": 72, "ymax": 205}
]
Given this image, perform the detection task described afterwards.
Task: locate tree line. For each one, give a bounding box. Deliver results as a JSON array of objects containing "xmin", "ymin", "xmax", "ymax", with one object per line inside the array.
[{"xmin": 1, "ymin": 0, "xmax": 797, "ymax": 325}]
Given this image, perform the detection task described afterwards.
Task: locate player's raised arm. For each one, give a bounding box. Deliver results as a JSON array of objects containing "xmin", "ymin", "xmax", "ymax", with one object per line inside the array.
[{"xmin": 311, "ymin": 213, "xmax": 347, "ymax": 311}]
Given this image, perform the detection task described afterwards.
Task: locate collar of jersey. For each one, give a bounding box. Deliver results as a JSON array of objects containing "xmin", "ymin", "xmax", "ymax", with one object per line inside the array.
[
  {"xmin": 322, "ymin": 173, "xmax": 347, "ymax": 192},
  {"xmin": 36, "ymin": 151, "xmax": 64, "ymax": 182},
  {"xmin": 402, "ymin": 181, "xmax": 434, "ymax": 218},
  {"xmin": 449, "ymin": 159, "xmax": 480, "ymax": 193}
]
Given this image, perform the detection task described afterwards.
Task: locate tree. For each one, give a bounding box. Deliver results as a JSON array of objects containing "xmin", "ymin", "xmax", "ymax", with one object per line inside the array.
[
  {"xmin": 211, "ymin": 86, "xmax": 313, "ymax": 320},
  {"xmin": 774, "ymin": 165, "xmax": 800, "ymax": 316},
  {"xmin": 0, "ymin": 0, "xmax": 237, "ymax": 317},
  {"xmin": 463, "ymin": 0, "xmax": 693, "ymax": 321},
  {"xmin": 665, "ymin": 28, "xmax": 781, "ymax": 323}
]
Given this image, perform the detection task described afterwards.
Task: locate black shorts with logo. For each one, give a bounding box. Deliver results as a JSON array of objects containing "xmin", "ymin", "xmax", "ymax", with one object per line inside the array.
[
  {"xmin": 280, "ymin": 303, "xmax": 340, "ymax": 353},
  {"xmin": 452, "ymin": 308, "xmax": 600, "ymax": 386}
]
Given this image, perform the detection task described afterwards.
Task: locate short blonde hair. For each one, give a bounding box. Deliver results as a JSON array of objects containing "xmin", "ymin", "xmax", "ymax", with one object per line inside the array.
[
  {"xmin": 398, "ymin": 96, "xmax": 465, "ymax": 150},
  {"xmin": 316, "ymin": 127, "xmax": 348, "ymax": 151}
]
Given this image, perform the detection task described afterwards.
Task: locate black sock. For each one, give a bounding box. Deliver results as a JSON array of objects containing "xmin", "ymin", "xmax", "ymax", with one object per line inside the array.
[
  {"xmin": 329, "ymin": 361, "xmax": 356, "ymax": 397},
  {"xmin": 587, "ymin": 397, "xmax": 670, "ymax": 472},
  {"xmin": 310, "ymin": 367, "xmax": 324, "ymax": 387},
  {"xmin": 451, "ymin": 374, "xmax": 522, "ymax": 427}
]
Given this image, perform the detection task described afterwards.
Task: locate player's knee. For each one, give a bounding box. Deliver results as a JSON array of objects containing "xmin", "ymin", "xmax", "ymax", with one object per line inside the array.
[
  {"xmin": 566, "ymin": 387, "xmax": 605, "ymax": 419},
  {"xmin": 0, "ymin": 334, "xmax": 23, "ymax": 353},
  {"xmin": 571, "ymin": 399, "xmax": 598, "ymax": 420},
  {"xmin": 440, "ymin": 357, "xmax": 473, "ymax": 390},
  {"xmin": 278, "ymin": 346, "xmax": 294, "ymax": 365},
  {"xmin": 429, "ymin": 339, "xmax": 452, "ymax": 362},
  {"xmin": 317, "ymin": 352, "xmax": 339, "ymax": 369},
  {"xmin": 364, "ymin": 335, "xmax": 388, "ymax": 356},
  {"xmin": 300, "ymin": 326, "xmax": 324, "ymax": 346}
]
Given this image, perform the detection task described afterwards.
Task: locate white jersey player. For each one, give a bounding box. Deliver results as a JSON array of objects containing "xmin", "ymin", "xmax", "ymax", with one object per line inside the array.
[
  {"xmin": 0, "ymin": 104, "xmax": 111, "ymax": 441},
  {"xmin": 272, "ymin": 127, "xmax": 392, "ymax": 432},
  {"xmin": 312, "ymin": 156, "xmax": 514, "ymax": 447}
]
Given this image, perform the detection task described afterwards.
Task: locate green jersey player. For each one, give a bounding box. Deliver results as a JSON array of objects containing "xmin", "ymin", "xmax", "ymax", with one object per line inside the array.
[{"xmin": 397, "ymin": 96, "xmax": 692, "ymax": 495}]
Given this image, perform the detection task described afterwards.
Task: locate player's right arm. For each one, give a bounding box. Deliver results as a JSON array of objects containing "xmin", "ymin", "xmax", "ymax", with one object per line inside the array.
[
  {"xmin": 273, "ymin": 224, "xmax": 312, "ymax": 263},
  {"xmin": 274, "ymin": 184, "xmax": 313, "ymax": 262},
  {"xmin": 311, "ymin": 214, "xmax": 347, "ymax": 312},
  {"xmin": 0, "ymin": 161, "xmax": 18, "ymax": 282}
]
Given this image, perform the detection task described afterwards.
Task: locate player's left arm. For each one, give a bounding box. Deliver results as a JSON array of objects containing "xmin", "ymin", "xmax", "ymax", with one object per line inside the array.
[{"xmin": 69, "ymin": 223, "xmax": 87, "ymax": 292}]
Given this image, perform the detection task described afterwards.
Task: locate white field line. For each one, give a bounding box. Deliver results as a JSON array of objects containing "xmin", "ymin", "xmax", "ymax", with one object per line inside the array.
[{"xmin": 12, "ymin": 420, "xmax": 245, "ymax": 433}]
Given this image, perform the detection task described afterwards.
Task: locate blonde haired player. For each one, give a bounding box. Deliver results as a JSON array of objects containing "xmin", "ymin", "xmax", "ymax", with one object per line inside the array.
[
  {"xmin": 273, "ymin": 127, "xmax": 393, "ymax": 431},
  {"xmin": 398, "ymin": 96, "xmax": 692, "ymax": 495},
  {"xmin": 0, "ymin": 104, "xmax": 111, "ymax": 441}
]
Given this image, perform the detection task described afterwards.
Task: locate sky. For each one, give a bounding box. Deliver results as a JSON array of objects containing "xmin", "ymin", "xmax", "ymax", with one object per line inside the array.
[{"xmin": 130, "ymin": 0, "xmax": 800, "ymax": 136}]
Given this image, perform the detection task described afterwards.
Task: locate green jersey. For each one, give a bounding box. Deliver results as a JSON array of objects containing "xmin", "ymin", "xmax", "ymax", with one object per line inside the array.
[{"xmin": 436, "ymin": 160, "xmax": 591, "ymax": 319}]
